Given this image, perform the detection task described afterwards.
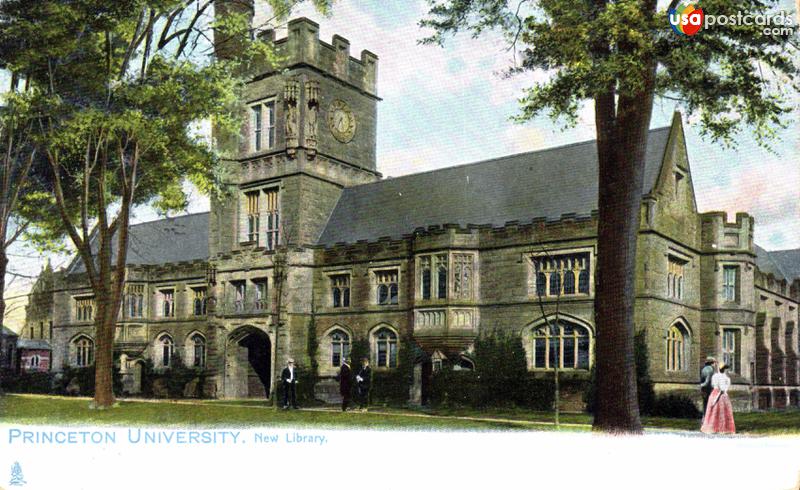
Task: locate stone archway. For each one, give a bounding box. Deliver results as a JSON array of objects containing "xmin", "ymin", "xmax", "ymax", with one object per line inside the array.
[{"xmin": 225, "ymin": 326, "xmax": 272, "ymax": 399}]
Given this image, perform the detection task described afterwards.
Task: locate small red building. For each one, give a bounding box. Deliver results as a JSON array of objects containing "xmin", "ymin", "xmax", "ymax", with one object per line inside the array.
[{"xmin": 17, "ymin": 339, "xmax": 51, "ymax": 373}]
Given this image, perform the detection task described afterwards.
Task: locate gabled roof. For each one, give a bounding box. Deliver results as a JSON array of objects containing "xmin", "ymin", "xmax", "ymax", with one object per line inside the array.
[
  {"xmin": 317, "ymin": 126, "xmax": 673, "ymax": 246},
  {"xmin": 17, "ymin": 339, "xmax": 51, "ymax": 350},
  {"xmin": 1, "ymin": 326, "xmax": 18, "ymax": 337},
  {"xmin": 756, "ymin": 246, "xmax": 800, "ymax": 282},
  {"xmin": 69, "ymin": 213, "xmax": 209, "ymax": 274}
]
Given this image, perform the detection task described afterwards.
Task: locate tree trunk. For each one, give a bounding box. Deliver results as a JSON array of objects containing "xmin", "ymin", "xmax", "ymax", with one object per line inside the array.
[
  {"xmin": 93, "ymin": 288, "xmax": 116, "ymax": 408},
  {"xmin": 0, "ymin": 248, "xmax": 7, "ymax": 327},
  {"xmin": 592, "ymin": 67, "xmax": 656, "ymax": 434}
]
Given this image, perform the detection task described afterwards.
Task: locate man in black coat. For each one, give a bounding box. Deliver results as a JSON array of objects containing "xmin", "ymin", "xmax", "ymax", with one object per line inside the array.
[
  {"xmin": 355, "ymin": 357, "xmax": 372, "ymax": 411},
  {"xmin": 281, "ymin": 358, "xmax": 298, "ymax": 409},
  {"xmin": 336, "ymin": 357, "xmax": 352, "ymax": 412}
]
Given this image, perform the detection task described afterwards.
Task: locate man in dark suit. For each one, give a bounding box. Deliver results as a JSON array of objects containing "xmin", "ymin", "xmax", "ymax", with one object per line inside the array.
[
  {"xmin": 281, "ymin": 358, "xmax": 298, "ymax": 409},
  {"xmin": 699, "ymin": 356, "xmax": 716, "ymax": 414},
  {"xmin": 337, "ymin": 357, "xmax": 352, "ymax": 412},
  {"xmin": 355, "ymin": 357, "xmax": 372, "ymax": 411}
]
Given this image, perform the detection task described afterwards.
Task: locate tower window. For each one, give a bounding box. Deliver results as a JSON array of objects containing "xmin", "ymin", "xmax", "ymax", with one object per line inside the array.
[
  {"xmin": 722, "ymin": 265, "xmax": 739, "ymax": 303},
  {"xmin": 251, "ymin": 100, "xmax": 275, "ymax": 152}
]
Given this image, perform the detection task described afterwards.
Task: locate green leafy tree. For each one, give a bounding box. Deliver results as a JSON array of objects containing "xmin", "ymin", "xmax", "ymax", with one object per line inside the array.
[
  {"xmin": 419, "ymin": 0, "xmax": 799, "ymax": 432},
  {"xmin": 0, "ymin": 75, "xmax": 43, "ymax": 326},
  {"xmin": 0, "ymin": 0, "xmax": 323, "ymax": 408}
]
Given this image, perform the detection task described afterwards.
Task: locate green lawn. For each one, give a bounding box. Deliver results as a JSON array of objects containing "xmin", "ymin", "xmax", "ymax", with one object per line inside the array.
[
  {"xmin": 0, "ymin": 395, "xmax": 552, "ymax": 431},
  {"xmin": 3, "ymin": 394, "xmax": 800, "ymax": 434}
]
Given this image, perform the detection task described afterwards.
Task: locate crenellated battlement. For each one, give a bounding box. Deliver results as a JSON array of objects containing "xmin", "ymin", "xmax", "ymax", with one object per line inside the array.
[
  {"xmin": 271, "ymin": 18, "xmax": 378, "ymax": 97},
  {"xmin": 700, "ymin": 211, "xmax": 754, "ymax": 253}
]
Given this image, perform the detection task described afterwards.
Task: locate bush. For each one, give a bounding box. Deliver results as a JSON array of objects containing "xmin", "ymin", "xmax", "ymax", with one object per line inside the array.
[
  {"xmin": 651, "ymin": 394, "xmax": 701, "ymax": 419},
  {"xmin": 1, "ymin": 371, "xmax": 55, "ymax": 394},
  {"xmin": 427, "ymin": 330, "xmax": 556, "ymax": 410},
  {"xmin": 141, "ymin": 354, "xmax": 207, "ymax": 399}
]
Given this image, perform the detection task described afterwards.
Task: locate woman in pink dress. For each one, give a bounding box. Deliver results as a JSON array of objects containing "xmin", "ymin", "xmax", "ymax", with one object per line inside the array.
[{"xmin": 700, "ymin": 363, "xmax": 736, "ymax": 434}]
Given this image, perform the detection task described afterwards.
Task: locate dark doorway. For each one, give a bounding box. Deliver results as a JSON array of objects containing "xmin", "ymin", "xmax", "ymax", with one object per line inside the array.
[
  {"xmin": 421, "ymin": 360, "xmax": 433, "ymax": 406},
  {"xmin": 226, "ymin": 327, "xmax": 272, "ymax": 399}
]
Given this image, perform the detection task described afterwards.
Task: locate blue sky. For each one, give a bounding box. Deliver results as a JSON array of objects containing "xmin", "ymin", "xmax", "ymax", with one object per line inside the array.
[{"xmin": 5, "ymin": 0, "xmax": 800, "ymax": 313}]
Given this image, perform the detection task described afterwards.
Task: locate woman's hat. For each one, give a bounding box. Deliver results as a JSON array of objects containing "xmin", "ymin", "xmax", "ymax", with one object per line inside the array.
[{"xmin": 705, "ymin": 356, "xmax": 717, "ymax": 363}]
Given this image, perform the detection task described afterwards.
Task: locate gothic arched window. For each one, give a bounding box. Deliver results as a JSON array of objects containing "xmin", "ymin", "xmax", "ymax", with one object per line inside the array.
[
  {"xmin": 159, "ymin": 334, "xmax": 174, "ymax": 368},
  {"xmin": 330, "ymin": 329, "xmax": 351, "ymax": 367},
  {"xmin": 532, "ymin": 321, "xmax": 591, "ymax": 370},
  {"xmin": 373, "ymin": 328, "xmax": 398, "ymax": 368},
  {"xmin": 666, "ymin": 323, "xmax": 689, "ymax": 371},
  {"xmin": 75, "ymin": 336, "xmax": 94, "ymax": 367}
]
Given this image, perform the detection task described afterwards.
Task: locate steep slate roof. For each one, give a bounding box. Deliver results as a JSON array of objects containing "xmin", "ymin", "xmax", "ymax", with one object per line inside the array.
[
  {"xmin": 317, "ymin": 126, "xmax": 672, "ymax": 246},
  {"xmin": 756, "ymin": 246, "xmax": 800, "ymax": 281},
  {"xmin": 69, "ymin": 213, "xmax": 209, "ymax": 274}
]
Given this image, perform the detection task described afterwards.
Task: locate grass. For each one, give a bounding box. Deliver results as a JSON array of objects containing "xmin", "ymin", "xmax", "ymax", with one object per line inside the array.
[
  {"xmin": 3, "ymin": 394, "xmax": 800, "ymax": 434},
  {"xmin": 0, "ymin": 395, "xmax": 554, "ymax": 431}
]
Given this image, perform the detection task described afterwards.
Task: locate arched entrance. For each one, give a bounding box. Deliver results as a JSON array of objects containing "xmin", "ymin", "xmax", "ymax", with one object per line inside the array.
[
  {"xmin": 225, "ymin": 326, "xmax": 272, "ymax": 399},
  {"xmin": 131, "ymin": 361, "xmax": 144, "ymax": 394}
]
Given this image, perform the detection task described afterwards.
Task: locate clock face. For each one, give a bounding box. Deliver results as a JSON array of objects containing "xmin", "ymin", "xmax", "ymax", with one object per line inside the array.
[{"xmin": 327, "ymin": 100, "xmax": 357, "ymax": 143}]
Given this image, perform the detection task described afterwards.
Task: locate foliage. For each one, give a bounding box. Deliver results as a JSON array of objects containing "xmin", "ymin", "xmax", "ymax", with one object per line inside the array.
[
  {"xmin": 0, "ymin": 0, "xmax": 323, "ymax": 407},
  {"xmin": 429, "ymin": 329, "xmax": 555, "ymax": 410},
  {"xmin": 0, "ymin": 370, "xmax": 55, "ymax": 394},
  {"xmin": 651, "ymin": 394, "xmax": 702, "ymax": 419},
  {"xmin": 420, "ymin": 0, "xmax": 798, "ymax": 143},
  {"xmin": 297, "ymin": 316, "xmax": 320, "ymax": 404},
  {"xmin": 369, "ymin": 337, "xmax": 417, "ymax": 406},
  {"xmin": 52, "ymin": 365, "xmax": 123, "ymax": 396},
  {"xmin": 141, "ymin": 353, "xmax": 207, "ymax": 399}
]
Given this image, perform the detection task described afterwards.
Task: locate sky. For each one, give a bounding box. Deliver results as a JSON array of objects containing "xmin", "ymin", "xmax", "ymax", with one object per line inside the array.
[{"xmin": 4, "ymin": 0, "xmax": 800, "ymax": 328}]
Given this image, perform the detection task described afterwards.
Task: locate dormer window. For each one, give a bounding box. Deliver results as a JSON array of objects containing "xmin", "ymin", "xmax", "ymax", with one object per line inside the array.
[{"xmin": 251, "ymin": 100, "xmax": 276, "ymax": 152}]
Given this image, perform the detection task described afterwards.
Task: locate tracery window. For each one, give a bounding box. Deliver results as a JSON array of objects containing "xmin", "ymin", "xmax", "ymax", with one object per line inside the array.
[
  {"xmin": 667, "ymin": 256, "xmax": 686, "ymax": 300},
  {"xmin": 666, "ymin": 323, "xmax": 689, "ymax": 371},
  {"xmin": 373, "ymin": 328, "xmax": 398, "ymax": 368},
  {"xmin": 330, "ymin": 329, "xmax": 351, "ymax": 367},
  {"xmin": 532, "ymin": 253, "xmax": 591, "ymax": 297},
  {"xmin": 192, "ymin": 287, "xmax": 207, "ymax": 316},
  {"xmin": 75, "ymin": 297, "xmax": 94, "ymax": 322},
  {"xmin": 331, "ymin": 275, "xmax": 350, "ymax": 308},
  {"xmin": 532, "ymin": 321, "xmax": 591, "ymax": 370},
  {"xmin": 159, "ymin": 334, "xmax": 174, "ymax": 368},
  {"xmin": 191, "ymin": 333, "xmax": 206, "ymax": 368},
  {"xmin": 127, "ymin": 285, "xmax": 144, "ymax": 318},
  {"xmin": 453, "ymin": 254, "xmax": 474, "ymax": 299},
  {"xmin": 264, "ymin": 189, "xmax": 280, "ymax": 251},
  {"xmin": 75, "ymin": 336, "xmax": 94, "ymax": 367},
  {"xmin": 375, "ymin": 270, "xmax": 399, "ymax": 305},
  {"xmin": 157, "ymin": 289, "xmax": 175, "ymax": 318}
]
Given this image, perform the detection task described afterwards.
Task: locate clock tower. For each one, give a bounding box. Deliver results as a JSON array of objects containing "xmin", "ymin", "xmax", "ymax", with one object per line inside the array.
[{"xmin": 210, "ymin": 17, "xmax": 381, "ymax": 255}]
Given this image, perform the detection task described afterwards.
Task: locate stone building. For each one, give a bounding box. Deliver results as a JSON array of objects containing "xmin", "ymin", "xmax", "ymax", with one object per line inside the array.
[{"xmin": 22, "ymin": 18, "xmax": 800, "ymax": 409}]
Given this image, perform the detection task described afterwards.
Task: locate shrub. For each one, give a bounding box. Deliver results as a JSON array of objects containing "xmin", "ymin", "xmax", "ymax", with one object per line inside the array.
[
  {"xmin": 427, "ymin": 330, "xmax": 556, "ymax": 410},
  {"xmin": 651, "ymin": 394, "xmax": 701, "ymax": 419},
  {"xmin": 141, "ymin": 355, "xmax": 206, "ymax": 399},
  {"xmin": 1, "ymin": 371, "xmax": 55, "ymax": 394}
]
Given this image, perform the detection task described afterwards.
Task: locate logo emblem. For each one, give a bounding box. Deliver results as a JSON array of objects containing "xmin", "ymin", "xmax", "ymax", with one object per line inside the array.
[
  {"xmin": 9, "ymin": 462, "xmax": 25, "ymax": 487},
  {"xmin": 668, "ymin": 1, "xmax": 704, "ymax": 36}
]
